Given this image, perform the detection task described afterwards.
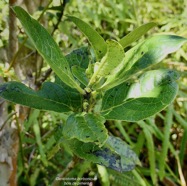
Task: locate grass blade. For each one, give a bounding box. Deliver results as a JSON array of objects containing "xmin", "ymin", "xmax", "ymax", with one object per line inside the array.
[
  {"xmin": 138, "ymin": 121, "xmax": 157, "ymax": 185},
  {"xmin": 159, "ymin": 105, "xmax": 173, "ymax": 180},
  {"xmin": 33, "ymin": 120, "xmax": 48, "ymax": 166}
]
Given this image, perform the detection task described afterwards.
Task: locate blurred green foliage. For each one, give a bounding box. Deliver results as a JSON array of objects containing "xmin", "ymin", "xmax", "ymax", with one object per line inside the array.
[{"xmin": 0, "ymin": 0, "xmax": 187, "ymax": 185}]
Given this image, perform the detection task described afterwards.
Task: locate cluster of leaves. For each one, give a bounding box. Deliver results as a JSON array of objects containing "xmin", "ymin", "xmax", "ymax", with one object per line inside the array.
[
  {"xmin": 0, "ymin": 5, "xmax": 186, "ymax": 174},
  {"xmin": 0, "ymin": 1, "xmax": 187, "ymax": 185}
]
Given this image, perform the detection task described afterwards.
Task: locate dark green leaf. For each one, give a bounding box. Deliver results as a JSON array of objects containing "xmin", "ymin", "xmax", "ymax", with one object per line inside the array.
[
  {"xmin": 66, "ymin": 47, "xmax": 90, "ymax": 69},
  {"xmin": 101, "ymin": 82, "xmax": 131, "ymax": 111},
  {"xmin": 63, "ymin": 113, "xmax": 108, "ymax": 146},
  {"xmin": 0, "ymin": 81, "xmax": 82, "ymax": 112},
  {"xmin": 12, "ymin": 6, "xmax": 84, "ymax": 94},
  {"xmin": 101, "ymin": 69, "xmax": 179, "ymax": 121},
  {"xmin": 119, "ymin": 22, "xmax": 157, "ymax": 48},
  {"xmin": 68, "ymin": 16, "xmax": 107, "ymax": 60}
]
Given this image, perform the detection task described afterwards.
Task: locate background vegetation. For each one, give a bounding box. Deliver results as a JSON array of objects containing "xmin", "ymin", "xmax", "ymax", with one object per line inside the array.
[{"xmin": 0, "ymin": 0, "xmax": 187, "ymax": 185}]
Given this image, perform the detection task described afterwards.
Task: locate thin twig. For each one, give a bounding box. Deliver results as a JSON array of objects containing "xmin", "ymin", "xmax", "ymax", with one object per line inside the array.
[
  {"xmin": 36, "ymin": 68, "xmax": 52, "ymax": 87},
  {"xmin": 51, "ymin": 0, "xmax": 68, "ymax": 36}
]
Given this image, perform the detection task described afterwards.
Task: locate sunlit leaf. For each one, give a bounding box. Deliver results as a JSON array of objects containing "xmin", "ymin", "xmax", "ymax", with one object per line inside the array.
[
  {"xmin": 119, "ymin": 22, "xmax": 157, "ymax": 48},
  {"xmin": 101, "ymin": 35, "xmax": 187, "ymax": 91},
  {"xmin": 95, "ymin": 40, "xmax": 125, "ymax": 76},
  {"xmin": 101, "ymin": 69, "xmax": 179, "ymax": 121},
  {"xmin": 89, "ymin": 40, "xmax": 125, "ymax": 88}
]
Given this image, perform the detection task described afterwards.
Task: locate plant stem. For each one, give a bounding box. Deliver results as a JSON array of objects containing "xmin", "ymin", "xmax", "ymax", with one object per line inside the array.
[{"xmin": 51, "ymin": 0, "xmax": 68, "ymax": 36}]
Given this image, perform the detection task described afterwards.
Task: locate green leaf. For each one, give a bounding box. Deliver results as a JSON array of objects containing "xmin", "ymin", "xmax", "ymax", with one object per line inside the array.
[
  {"xmin": 72, "ymin": 66, "xmax": 89, "ymax": 86},
  {"xmin": 105, "ymin": 136, "xmax": 141, "ymax": 171},
  {"xmin": 158, "ymin": 105, "xmax": 173, "ymax": 179},
  {"xmin": 68, "ymin": 16, "xmax": 107, "ymax": 60},
  {"xmin": 63, "ymin": 113, "xmax": 108, "ymax": 146},
  {"xmin": 66, "ymin": 47, "xmax": 90, "ymax": 69},
  {"xmin": 65, "ymin": 136, "xmax": 139, "ymax": 172},
  {"xmin": 89, "ymin": 40, "xmax": 125, "ymax": 88},
  {"xmin": 101, "ymin": 35, "xmax": 187, "ymax": 91},
  {"xmin": 12, "ymin": 6, "xmax": 84, "ymax": 94},
  {"xmin": 101, "ymin": 82, "xmax": 130, "ymax": 111},
  {"xmin": 101, "ymin": 69, "xmax": 179, "ymax": 121},
  {"xmin": 95, "ymin": 40, "xmax": 125, "ymax": 76},
  {"xmin": 0, "ymin": 81, "xmax": 82, "ymax": 112},
  {"xmin": 119, "ymin": 22, "xmax": 157, "ymax": 48}
]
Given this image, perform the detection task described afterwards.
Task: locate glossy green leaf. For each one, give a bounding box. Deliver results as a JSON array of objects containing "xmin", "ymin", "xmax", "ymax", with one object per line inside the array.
[
  {"xmin": 101, "ymin": 69, "xmax": 179, "ymax": 121},
  {"xmin": 119, "ymin": 22, "xmax": 157, "ymax": 48},
  {"xmin": 101, "ymin": 35, "xmax": 187, "ymax": 91},
  {"xmin": 72, "ymin": 66, "xmax": 89, "ymax": 86},
  {"xmin": 68, "ymin": 16, "xmax": 107, "ymax": 60},
  {"xmin": 63, "ymin": 113, "xmax": 108, "ymax": 146},
  {"xmin": 65, "ymin": 136, "xmax": 139, "ymax": 172},
  {"xmin": 12, "ymin": 6, "xmax": 84, "ymax": 94},
  {"xmin": 0, "ymin": 81, "xmax": 82, "ymax": 112}
]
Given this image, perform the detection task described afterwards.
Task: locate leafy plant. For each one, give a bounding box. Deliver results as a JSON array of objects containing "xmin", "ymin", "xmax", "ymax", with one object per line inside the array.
[{"xmin": 0, "ymin": 6, "xmax": 186, "ymax": 180}]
